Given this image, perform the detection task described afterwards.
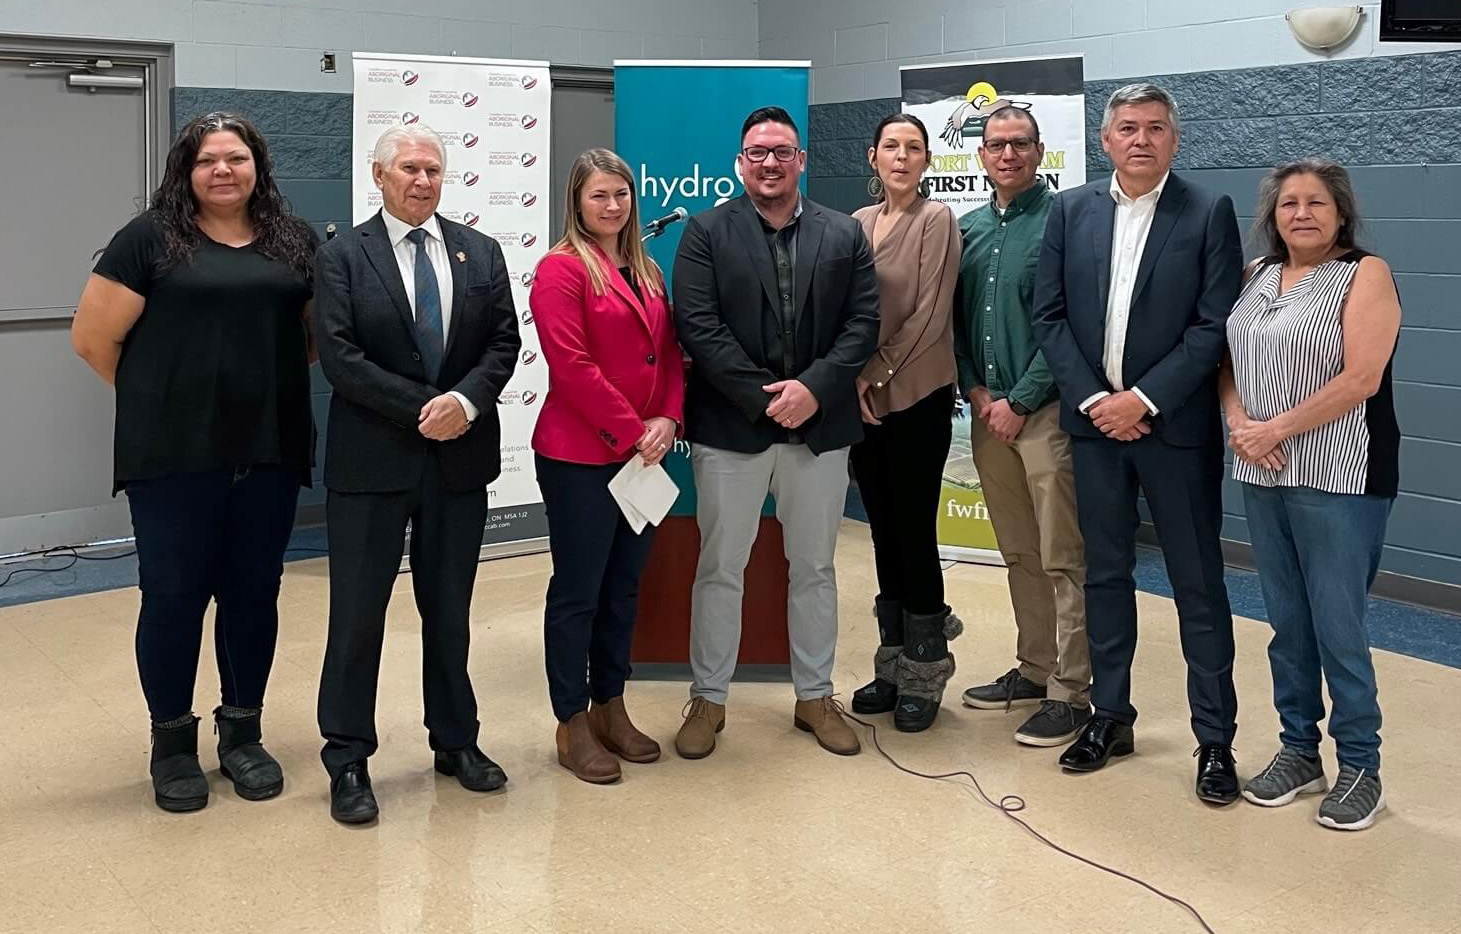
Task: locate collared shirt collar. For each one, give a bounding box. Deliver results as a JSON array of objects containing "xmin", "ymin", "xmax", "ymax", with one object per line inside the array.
[
  {"xmin": 381, "ymin": 207, "xmax": 444, "ymax": 247},
  {"xmin": 993, "ymin": 178, "xmax": 1049, "ymax": 218},
  {"xmin": 753, "ymin": 194, "xmax": 804, "ymax": 230},
  {"xmin": 1110, "ymin": 170, "xmax": 1170, "ymax": 207}
]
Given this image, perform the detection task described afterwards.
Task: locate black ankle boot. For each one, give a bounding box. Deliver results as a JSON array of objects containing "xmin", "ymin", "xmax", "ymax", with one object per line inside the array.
[
  {"xmin": 215, "ymin": 707, "xmax": 284, "ymax": 801},
  {"xmin": 852, "ymin": 598, "xmax": 903, "ymax": 714},
  {"xmin": 150, "ymin": 716, "xmax": 209, "ymax": 812},
  {"xmin": 894, "ymin": 607, "xmax": 963, "ymax": 733}
]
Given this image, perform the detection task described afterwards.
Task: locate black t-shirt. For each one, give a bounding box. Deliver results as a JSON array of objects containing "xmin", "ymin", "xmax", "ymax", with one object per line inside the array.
[
  {"xmin": 93, "ymin": 212, "xmax": 317, "ymax": 492},
  {"xmin": 618, "ymin": 265, "xmax": 642, "ymax": 306}
]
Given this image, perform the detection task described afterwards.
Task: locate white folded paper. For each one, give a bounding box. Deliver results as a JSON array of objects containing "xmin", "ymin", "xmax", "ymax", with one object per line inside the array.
[{"xmin": 607, "ymin": 458, "xmax": 680, "ymax": 533}]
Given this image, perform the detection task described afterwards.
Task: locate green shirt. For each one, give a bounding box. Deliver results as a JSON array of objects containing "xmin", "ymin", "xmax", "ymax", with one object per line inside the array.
[{"xmin": 953, "ymin": 180, "xmax": 1056, "ymax": 413}]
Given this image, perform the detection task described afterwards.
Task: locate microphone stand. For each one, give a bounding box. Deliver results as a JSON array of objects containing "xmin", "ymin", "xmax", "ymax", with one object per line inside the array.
[{"xmin": 641, "ymin": 224, "xmax": 667, "ymax": 243}]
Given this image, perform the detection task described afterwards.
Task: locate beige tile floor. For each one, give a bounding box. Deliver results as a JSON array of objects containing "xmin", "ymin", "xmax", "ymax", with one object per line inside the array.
[{"xmin": 2, "ymin": 519, "xmax": 1459, "ymax": 934}]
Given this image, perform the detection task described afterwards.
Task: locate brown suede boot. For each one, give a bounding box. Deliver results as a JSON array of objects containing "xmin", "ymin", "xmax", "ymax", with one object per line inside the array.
[
  {"xmin": 674, "ymin": 697, "xmax": 725, "ymax": 760},
  {"xmin": 793, "ymin": 697, "xmax": 861, "ymax": 756},
  {"xmin": 555, "ymin": 712, "xmax": 621, "ymax": 784},
  {"xmin": 587, "ymin": 696, "xmax": 661, "ymax": 763}
]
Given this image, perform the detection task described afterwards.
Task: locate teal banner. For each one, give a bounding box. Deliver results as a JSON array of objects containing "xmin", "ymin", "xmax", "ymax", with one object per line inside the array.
[
  {"xmin": 614, "ymin": 62, "xmax": 810, "ymax": 290},
  {"xmin": 616, "ymin": 62, "xmax": 809, "ymax": 518}
]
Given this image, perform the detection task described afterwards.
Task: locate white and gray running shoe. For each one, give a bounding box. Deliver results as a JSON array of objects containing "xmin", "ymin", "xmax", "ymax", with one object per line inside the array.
[
  {"xmin": 1317, "ymin": 766, "xmax": 1385, "ymax": 831},
  {"xmin": 1243, "ymin": 747, "xmax": 1327, "ymax": 807}
]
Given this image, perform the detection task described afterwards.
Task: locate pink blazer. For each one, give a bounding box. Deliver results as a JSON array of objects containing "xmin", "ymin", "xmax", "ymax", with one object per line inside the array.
[{"xmin": 529, "ymin": 248, "xmax": 685, "ymax": 465}]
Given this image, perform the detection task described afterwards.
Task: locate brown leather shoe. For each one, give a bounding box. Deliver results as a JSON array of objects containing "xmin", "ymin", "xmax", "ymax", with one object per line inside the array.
[
  {"xmin": 555, "ymin": 712, "xmax": 621, "ymax": 784},
  {"xmin": 587, "ymin": 696, "xmax": 661, "ymax": 763},
  {"xmin": 674, "ymin": 697, "xmax": 725, "ymax": 760},
  {"xmin": 793, "ymin": 697, "xmax": 861, "ymax": 756}
]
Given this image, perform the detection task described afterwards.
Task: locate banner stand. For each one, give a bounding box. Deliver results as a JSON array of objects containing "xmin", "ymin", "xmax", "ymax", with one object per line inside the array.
[{"xmin": 901, "ymin": 55, "xmax": 1086, "ymax": 568}]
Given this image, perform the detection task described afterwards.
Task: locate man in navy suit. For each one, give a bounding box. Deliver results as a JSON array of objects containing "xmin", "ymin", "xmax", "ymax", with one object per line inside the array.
[
  {"xmin": 313, "ymin": 125, "xmax": 521, "ymax": 823},
  {"xmin": 1031, "ymin": 84, "xmax": 1244, "ymax": 804}
]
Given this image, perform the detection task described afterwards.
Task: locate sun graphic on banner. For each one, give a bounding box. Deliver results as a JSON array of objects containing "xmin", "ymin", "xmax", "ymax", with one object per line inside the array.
[{"xmin": 940, "ymin": 80, "xmax": 1033, "ymax": 148}]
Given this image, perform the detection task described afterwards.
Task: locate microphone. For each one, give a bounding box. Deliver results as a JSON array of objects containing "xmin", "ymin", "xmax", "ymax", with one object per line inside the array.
[
  {"xmin": 325, "ymin": 223, "xmax": 337, "ymax": 241},
  {"xmin": 643, "ymin": 207, "xmax": 688, "ymax": 233}
]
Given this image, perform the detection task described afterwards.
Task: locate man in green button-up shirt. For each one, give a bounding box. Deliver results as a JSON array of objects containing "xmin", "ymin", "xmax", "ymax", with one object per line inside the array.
[{"xmin": 952, "ymin": 106, "xmax": 1092, "ymax": 749}]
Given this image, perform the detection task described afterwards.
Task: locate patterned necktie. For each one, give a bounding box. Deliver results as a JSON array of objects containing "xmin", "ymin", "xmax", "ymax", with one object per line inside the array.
[{"xmin": 405, "ymin": 228, "xmax": 444, "ymax": 383}]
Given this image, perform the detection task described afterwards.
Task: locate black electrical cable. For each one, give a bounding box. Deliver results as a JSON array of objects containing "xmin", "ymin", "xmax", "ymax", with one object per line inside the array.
[
  {"xmin": 0, "ymin": 545, "xmax": 137, "ymax": 589},
  {"xmin": 843, "ymin": 707, "xmax": 1217, "ymax": 934}
]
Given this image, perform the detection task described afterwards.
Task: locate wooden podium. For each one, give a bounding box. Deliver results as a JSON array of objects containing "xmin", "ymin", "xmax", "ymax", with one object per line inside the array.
[{"xmin": 630, "ymin": 471, "xmax": 791, "ymax": 681}]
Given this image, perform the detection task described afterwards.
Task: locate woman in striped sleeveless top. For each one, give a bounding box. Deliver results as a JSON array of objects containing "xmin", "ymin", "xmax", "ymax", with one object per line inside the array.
[{"xmin": 1218, "ymin": 159, "xmax": 1402, "ymax": 831}]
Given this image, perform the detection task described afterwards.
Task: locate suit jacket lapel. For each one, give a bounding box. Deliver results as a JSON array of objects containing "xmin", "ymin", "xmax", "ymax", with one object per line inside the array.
[
  {"xmin": 793, "ymin": 203, "xmax": 825, "ymax": 318},
  {"xmin": 732, "ymin": 197, "xmax": 782, "ymax": 312},
  {"xmin": 359, "ymin": 211, "xmax": 417, "ymax": 342},
  {"xmin": 1091, "ymin": 185, "xmax": 1116, "ymax": 310},
  {"xmin": 1130, "ymin": 176, "xmax": 1187, "ymax": 306},
  {"xmin": 605, "ymin": 263, "xmax": 653, "ymax": 335},
  {"xmin": 438, "ymin": 216, "xmax": 470, "ymax": 361}
]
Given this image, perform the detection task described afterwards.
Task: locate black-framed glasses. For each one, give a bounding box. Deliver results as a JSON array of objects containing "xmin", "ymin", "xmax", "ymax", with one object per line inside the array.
[
  {"xmin": 981, "ymin": 137, "xmax": 1037, "ymax": 154},
  {"xmin": 741, "ymin": 145, "xmax": 800, "ymax": 163}
]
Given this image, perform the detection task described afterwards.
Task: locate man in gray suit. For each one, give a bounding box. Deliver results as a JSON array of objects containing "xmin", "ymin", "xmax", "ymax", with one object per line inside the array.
[
  {"xmin": 313, "ymin": 124, "xmax": 521, "ymax": 824},
  {"xmin": 671, "ymin": 106, "xmax": 880, "ymax": 760}
]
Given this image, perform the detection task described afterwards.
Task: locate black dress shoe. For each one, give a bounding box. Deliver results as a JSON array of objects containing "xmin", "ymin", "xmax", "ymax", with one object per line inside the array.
[
  {"xmin": 330, "ymin": 762, "xmax": 378, "ymax": 824},
  {"xmin": 434, "ymin": 746, "xmax": 508, "ymax": 792},
  {"xmin": 1058, "ymin": 717, "xmax": 1135, "ymax": 773},
  {"xmin": 1194, "ymin": 743, "xmax": 1240, "ymax": 805}
]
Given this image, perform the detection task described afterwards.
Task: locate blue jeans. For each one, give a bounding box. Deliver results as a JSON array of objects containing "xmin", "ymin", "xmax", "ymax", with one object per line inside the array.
[{"xmin": 1241, "ymin": 482, "xmax": 1391, "ymax": 772}]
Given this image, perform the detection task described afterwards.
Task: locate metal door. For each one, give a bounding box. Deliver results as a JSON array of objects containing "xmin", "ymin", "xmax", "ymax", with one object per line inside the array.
[{"xmin": 0, "ymin": 38, "xmax": 169, "ymax": 554}]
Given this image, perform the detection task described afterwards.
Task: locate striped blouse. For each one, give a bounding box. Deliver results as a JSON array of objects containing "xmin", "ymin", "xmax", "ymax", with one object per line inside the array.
[{"xmin": 1227, "ymin": 249, "xmax": 1400, "ymax": 497}]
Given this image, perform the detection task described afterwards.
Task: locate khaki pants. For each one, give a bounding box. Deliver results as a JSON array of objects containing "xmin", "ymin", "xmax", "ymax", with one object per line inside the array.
[{"xmin": 970, "ymin": 404, "xmax": 1090, "ymax": 705}]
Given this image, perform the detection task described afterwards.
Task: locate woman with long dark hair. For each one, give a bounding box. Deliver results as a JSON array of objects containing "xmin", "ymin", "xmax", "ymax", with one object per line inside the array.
[
  {"xmin": 73, "ymin": 112, "xmax": 318, "ymax": 812},
  {"xmin": 847, "ymin": 113, "xmax": 964, "ymax": 732},
  {"xmin": 529, "ymin": 149, "xmax": 683, "ymax": 783}
]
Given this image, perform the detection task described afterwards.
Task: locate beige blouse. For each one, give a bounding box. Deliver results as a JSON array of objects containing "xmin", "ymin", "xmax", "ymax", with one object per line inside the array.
[{"xmin": 852, "ymin": 195, "xmax": 961, "ymax": 418}]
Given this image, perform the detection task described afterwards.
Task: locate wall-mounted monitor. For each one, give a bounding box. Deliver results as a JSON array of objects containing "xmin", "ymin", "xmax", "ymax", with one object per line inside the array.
[{"xmin": 1380, "ymin": 0, "xmax": 1461, "ymax": 42}]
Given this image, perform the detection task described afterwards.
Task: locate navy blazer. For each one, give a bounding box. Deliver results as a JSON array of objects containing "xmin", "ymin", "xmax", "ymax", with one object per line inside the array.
[
  {"xmin": 1030, "ymin": 172, "xmax": 1242, "ymax": 447},
  {"xmin": 313, "ymin": 211, "xmax": 522, "ymax": 494}
]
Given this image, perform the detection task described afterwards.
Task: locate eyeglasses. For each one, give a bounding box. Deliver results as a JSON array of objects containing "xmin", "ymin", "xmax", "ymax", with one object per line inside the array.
[
  {"xmin": 741, "ymin": 145, "xmax": 800, "ymax": 163},
  {"xmin": 981, "ymin": 137, "xmax": 1037, "ymax": 154}
]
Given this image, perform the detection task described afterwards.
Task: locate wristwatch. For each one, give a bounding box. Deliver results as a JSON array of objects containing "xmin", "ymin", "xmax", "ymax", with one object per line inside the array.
[{"xmin": 1008, "ymin": 399, "xmax": 1033, "ymax": 417}]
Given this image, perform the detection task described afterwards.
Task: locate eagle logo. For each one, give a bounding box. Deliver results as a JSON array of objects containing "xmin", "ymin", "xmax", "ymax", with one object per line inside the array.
[{"xmin": 941, "ymin": 81, "xmax": 1033, "ymax": 149}]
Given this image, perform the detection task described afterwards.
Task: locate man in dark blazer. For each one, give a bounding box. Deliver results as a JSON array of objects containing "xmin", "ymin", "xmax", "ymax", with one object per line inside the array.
[
  {"xmin": 313, "ymin": 124, "xmax": 520, "ymax": 823},
  {"xmin": 670, "ymin": 106, "xmax": 880, "ymax": 761},
  {"xmin": 1031, "ymin": 84, "xmax": 1244, "ymax": 804}
]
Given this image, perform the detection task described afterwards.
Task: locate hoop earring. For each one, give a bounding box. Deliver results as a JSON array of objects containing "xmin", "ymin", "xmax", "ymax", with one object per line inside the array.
[{"xmin": 866, "ymin": 175, "xmax": 883, "ymax": 199}]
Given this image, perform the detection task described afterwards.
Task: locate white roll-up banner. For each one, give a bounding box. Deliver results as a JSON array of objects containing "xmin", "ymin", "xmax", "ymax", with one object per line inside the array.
[{"xmin": 352, "ymin": 52, "xmax": 551, "ymax": 554}]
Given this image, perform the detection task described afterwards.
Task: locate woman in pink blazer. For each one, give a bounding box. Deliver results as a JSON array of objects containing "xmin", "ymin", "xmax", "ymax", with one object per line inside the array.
[{"xmin": 530, "ymin": 148, "xmax": 684, "ymax": 784}]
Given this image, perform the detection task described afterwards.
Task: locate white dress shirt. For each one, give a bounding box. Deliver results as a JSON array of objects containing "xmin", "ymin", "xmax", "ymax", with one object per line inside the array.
[
  {"xmin": 1078, "ymin": 172, "xmax": 1168, "ymax": 416},
  {"xmin": 380, "ymin": 209, "xmax": 477, "ymax": 422}
]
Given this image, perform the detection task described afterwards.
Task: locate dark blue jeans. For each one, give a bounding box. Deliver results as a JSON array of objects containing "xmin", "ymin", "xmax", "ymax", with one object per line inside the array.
[
  {"xmin": 1242, "ymin": 482, "xmax": 1391, "ymax": 772},
  {"xmin": 126, "ymin": 467, "xmax": 301, "ymax": 723},
  {"xmin": 537, "ymin": 454, "xmax": 657, "ymax": 723}
]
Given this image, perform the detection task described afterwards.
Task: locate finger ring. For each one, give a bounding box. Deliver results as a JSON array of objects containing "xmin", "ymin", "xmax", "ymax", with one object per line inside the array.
[{"xmin": 657, "ymin": 442, "xmax": 666, "ymax": 450}]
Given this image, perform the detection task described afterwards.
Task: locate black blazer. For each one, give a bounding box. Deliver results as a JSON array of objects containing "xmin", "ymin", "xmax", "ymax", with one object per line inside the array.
[
  {"xmin": 672, "ymin": 195, "xmax": 880, "ymax": 455},
  {"xmin": 1031, "ymin": 172, "xmax": 1242, "ymax": 448},
  {"xmin": 314, "ymin": 211, "xmax": 521, "ymax": 493}
]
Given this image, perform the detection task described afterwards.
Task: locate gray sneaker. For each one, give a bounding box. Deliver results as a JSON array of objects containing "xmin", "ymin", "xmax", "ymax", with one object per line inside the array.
[
  {"xmin": 1317, "ymin": 766, "xmax": 1385, "ymax": 831},
  {"xmin": 962, "ymin": 668, "xmax": 1046, "ymax": 710},
  {"xmin": 1243, "ymin": 748, "xmax": 1327, "ymax": 807},
  {"xmin": 1014, "ymin": 700, "xmax": 1091, "ymax": 747}
]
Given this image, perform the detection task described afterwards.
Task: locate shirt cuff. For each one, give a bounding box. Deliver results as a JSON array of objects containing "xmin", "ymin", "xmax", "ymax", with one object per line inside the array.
[
  {"xmin": 448, "ymin": 390, "xmax": 479, "ymax": 423},
  {"xmin": 1130, "ymin": 386, "xmax": 1159, "ymax": 416},
  {"xmin": 1078, "ymin": 391, "xmax": 1110, "ymax": 414}
]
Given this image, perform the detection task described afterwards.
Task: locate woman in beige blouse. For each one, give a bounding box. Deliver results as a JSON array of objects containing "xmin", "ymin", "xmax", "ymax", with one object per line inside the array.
[{"xmin": 848, "ymin": 113, "xmax": 964, "ymax": 733}]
